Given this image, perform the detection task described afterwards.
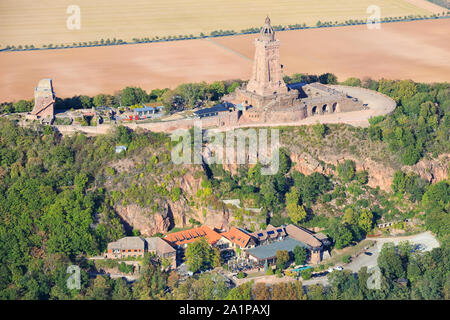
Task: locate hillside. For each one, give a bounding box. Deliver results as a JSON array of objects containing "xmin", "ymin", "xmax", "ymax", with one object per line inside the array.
[{"xmin": 0, "ymin": 76, "xmax": 448, "ymax": 300}]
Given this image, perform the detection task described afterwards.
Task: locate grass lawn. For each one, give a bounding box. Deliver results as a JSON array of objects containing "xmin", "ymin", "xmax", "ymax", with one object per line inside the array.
[
  {"xmin": 321, "ymin": 239, "xmax": 376, "ymax": 266},
  {"xmin": 245, "ymin": 271, "xmax": 267, "ymax": 279}
]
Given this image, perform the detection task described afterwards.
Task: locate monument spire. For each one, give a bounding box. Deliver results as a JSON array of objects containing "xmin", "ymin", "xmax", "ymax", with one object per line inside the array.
[{"xmin": 245, "ymin": 16, "xmax": 287, "ymax": 97}]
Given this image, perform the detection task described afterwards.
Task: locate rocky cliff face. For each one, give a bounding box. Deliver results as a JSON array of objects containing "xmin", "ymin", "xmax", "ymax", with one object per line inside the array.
[
  {"xmin": 115, "ymin": 201, "xmax": 232, "ymax": 236},
  {"xmin": 115, "ymin": 204, "xmax": 172, "ymax": 236},
  {"xmin": 110, "ymin": 139, "xmax": 448, "ymax": 235},
  {"xmin": 290, "ymin": 152, "xmax": 449, "ymax": 192},
  {"xmin": 403, "ymin": 153, "xmax": 449, "ymax": 184},
  {"xmin": 112, "ymin": 164, "xmax": 232, "ymax": 236}
]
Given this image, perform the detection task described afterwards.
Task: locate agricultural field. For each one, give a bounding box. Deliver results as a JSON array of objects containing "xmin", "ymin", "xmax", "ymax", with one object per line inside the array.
[
  {"xmin": 1, "ymin": 18, "xmax": 449, "ymax": 102},
  {"xmin": 0, "ymin": 0, "xmax": 441, "ymax": 48}
]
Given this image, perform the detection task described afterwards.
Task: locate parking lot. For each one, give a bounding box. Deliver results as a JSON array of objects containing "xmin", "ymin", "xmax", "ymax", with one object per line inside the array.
[{"xmin": 345, "ymin": 231, "xmax": 440, "ymax": 273}]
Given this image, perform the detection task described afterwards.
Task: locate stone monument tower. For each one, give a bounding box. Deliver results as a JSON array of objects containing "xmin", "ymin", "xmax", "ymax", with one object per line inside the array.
[
  {"xmin": 246, "ymin": 16, "xmax": 288, "ymax": 97},
  {"xmin": 30, "ymin": 78, "xmax": 55, "ymax": 119}
]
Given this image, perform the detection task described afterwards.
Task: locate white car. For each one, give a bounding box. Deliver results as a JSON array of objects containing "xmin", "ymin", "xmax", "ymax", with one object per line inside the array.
[{"xmin": 334, "ymin": 266, "xmax": 344, "ymax": 271}]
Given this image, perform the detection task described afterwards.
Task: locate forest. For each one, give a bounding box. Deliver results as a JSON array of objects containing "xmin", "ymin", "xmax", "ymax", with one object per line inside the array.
[{"xmin": 0, "ymin": 75, "xmax": 448, "ymax": 300}]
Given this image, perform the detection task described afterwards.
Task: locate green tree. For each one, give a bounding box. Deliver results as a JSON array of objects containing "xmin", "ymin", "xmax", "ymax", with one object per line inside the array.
[
  {"xmin": 327, "ymin": 270, "xmax": 363, "ymax": 300},
  {"xmin": 112, "ymin": 278, "xmax": 132, "ymax": 300},
  {"xmin": 342, "ymin": 207, "xmax": 358, "ymax": 225},
  {"xmin": 307, "ymin": 284, "xmax": 325, "ymax": 300},
  {"xmin": 13, "ymin": 100, "xmax": 33, "ymax": 112},
  {"xmin": 133, "ymin": 255, "xmax": 167, "ymax": 300},
  {"xmin": 328, "ymin": 219, "xmax": 353, "ymax": 249},
  {"xmin": 93, "ymin": 94, "xmax": 107, "ymax": 107},
  {"xmin": 312, "ymin": 123, "xmax": 326, "ymax": 138},
  {"xmin": 208, "ymin": 81, "xmax": 225, "ymax": 100},
  {"xmin": 276, "ymin": 250, "xmax": 290, "ymax": 270},
  {"xmin": 342, "ymin": 77, "xmax": 362, "ymax": 87},
  {"xmin": 293, "ymin": 246, "xmax": 307, "ymax": 265},
  {"xmin": 300, "ymin": 268, "xmax": 312, "ymax": 280},
  {"xmin": 337, "ymin": 160, "xmax": 356, "ymax": 183},
  {"xmin": 121, "ymin": 87, "xmax": 147, "ymax": 106},
  {"xmin": 378, "ymin": 243, "xmax": 406, "ymax": 280},
  {"xmin": 318, "ymin": 73, "xmax": 338, "ymax": 85},
  {"xmin": 85, "ymin": 276, "xmax": 112, "ymax": 300},
  {"xmin": 286, "ymin": 187, "xmax": 307, "ymax": 224},
  {"xmin": 358, "ymin": 209, "xmax": 374, "ymax": 233},
  {"xmin": 185, "ymin": 238, "xmax": 215, "ymax": 273}
]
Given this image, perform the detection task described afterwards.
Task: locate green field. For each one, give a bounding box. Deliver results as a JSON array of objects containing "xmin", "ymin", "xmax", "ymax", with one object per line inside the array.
[{"xmin": 0, "ymin": 0, "xmax": 434, "ymax": 47}]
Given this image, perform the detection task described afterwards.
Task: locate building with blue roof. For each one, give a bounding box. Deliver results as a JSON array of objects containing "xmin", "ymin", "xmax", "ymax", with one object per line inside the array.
[
  {"xmin": 245, "ymin": 236, "xmax": 309, "ymax": 265},
  {"xmin": 193, "ymin": 102, "xmax": 234, "ymax": 118},
  {"xmin": 131, "ymin": 104, "xmax": 165, "ymax": 120}
]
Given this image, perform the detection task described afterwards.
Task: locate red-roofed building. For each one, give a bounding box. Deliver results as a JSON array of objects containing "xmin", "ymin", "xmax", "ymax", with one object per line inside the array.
[
  {"xmin": 222, "ymin": 227, "xmax": 257, "ymax": 250},
  {"xmin": 164, "ymin": 225, "xmax": 223, "ymax": 248}
]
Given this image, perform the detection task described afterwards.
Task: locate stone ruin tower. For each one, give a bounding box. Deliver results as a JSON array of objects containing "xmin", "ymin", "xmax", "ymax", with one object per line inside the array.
[
  {"xmin": 30, "ymin": 79, "xmax": 55, "ymax": 119},
  {"xmin": 246, "ymin": 16, "xmax": 288, "ymax": 97}
]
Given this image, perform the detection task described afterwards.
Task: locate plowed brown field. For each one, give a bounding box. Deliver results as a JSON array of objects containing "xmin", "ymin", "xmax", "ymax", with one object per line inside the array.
[{"xmin": 1, "ymin": 19, "xmax": 449, "ymax": 102}]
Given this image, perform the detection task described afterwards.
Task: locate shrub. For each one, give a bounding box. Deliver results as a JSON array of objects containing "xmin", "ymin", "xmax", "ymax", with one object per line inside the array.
[
  {"xmin": 322, "ymin": 193, "xmax": 332, "ymax": 203},
  {"xmin": 237, "ymin": 271, "xmax": 246, "ymax": 279},
  {"xmin": 118, "ymin": 262, "xmax": 134, "ymax": 274},
  {"xmin": 105, "ymin": 167, "xmax": 116, "ymax": 176},
  {"xmin": 301, "ymin": 268, "xmax": 312, "ymax": 280},
  {"xmin": 342, "ymin": 255, "xmax": 351, "ymax": 264},
  {"xmin": 337, "ymin": 160, "xmax": 356, "ymax": 183}
]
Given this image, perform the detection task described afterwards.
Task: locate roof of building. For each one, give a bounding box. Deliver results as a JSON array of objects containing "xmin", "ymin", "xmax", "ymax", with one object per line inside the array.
[
  {"xmin": 221, "ymin": 227, "xmax": 254, "ymax": 248},
  {"xmin": 95, "ymin": 105, "xmax": 112, "ymax": 111},
  {"xmin": 285, "ymin": 224, "xmax": 323, "ymax": 248},
  {"xmin": 145, "ymin": 237, "xmax": 176, "ymax": 255},
  {"xmin": 251, "ymin": 224, "xmax": 287, "ymax": 242},
  {"xmin": 287, "ymin": 82, "xmax": 307, "ymax": 90},
  {"xmin": 193, "ymin": 102, "xmax": 233, "ymax": 116},
  {"xmin": 164, "ymin": 225, "xmax": 222, "ymax": 246},
  {"xmin": 314, "ymin": 232, "xmax": 329, "ymax": 241},
  {"xmin": 134, "ymin": 106, "xmax": 155, "ymax": 112},
  {"xmin": 142, "ymin": 102, "xmax": 165, "ymax": 108},
  {"xmin": 307, "ymin": 82, "xmax": 332, "ymax": 91},
  {"xmin": 107, "ymin": 237, "xmax": 145, "ymax": 250},
  {"xmin": 246, "ymin": 236, "xmax": 308, "ymax": 260}
]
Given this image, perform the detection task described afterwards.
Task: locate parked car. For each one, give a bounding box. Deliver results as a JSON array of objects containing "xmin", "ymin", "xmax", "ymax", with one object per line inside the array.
[
  {"xmin": 334, "ymin": 266, "xmax": 344, "ymax": 271},
  {"xmin": 364, "ymin": 252, "xmax": 373, "ymax": 256}
]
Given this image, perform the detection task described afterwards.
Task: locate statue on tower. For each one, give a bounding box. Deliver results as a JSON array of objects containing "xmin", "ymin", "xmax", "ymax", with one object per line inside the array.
[{"xmin": 260, "ymin": 16, "xmax": 275, "ymax": 42}]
